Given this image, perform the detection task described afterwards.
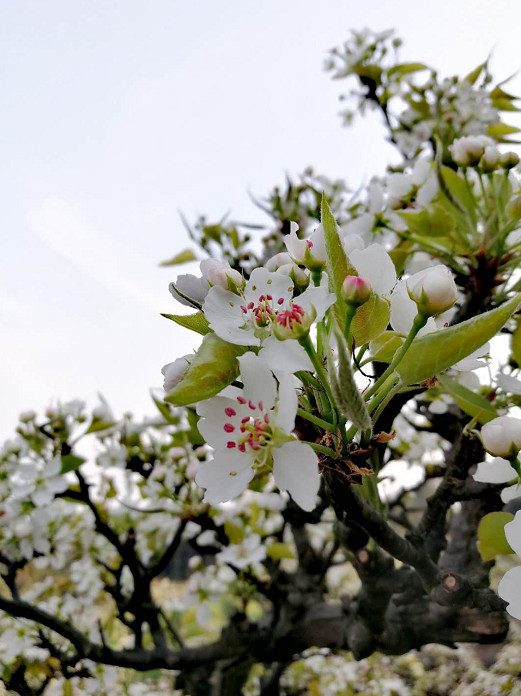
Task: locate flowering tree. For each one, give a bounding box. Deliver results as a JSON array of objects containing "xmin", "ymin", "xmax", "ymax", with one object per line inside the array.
[{"xmin": 3, "ymin": 29, "xmax": 521, "ymax": 696}]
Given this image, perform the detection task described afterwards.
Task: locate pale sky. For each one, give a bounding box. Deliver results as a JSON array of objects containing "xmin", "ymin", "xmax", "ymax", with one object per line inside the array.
[{"xmin": 2, "ymin": 0, "xmax": 521, "ymax": 440}]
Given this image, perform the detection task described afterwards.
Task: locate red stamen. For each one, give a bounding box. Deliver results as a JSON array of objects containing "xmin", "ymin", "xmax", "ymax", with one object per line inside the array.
[
  {"xmin": 224, "ymin": 423, "xmax": 235, "ymax": 433},
  {"xmin": 225, "ymin": 407, "xmax": 236, "ymax": 417},
  {"xmin": 227, "ymin": 441, "xmax": 236, "ymax": 448}
]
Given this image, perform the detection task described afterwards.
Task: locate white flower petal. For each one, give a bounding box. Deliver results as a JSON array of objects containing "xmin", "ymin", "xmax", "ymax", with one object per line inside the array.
[
  {"xmin": 259, "ymin": 336, "xmax": 313, "ymax": 374},
  {"xmin": 497, "ymin": 373, "xmax": 521, "ymax": 395},
  {"xmin": 244, "ymin": 268, "xmax": 293, "ymax": 307},
  {"xmin": 238, "ymin": 352, "xmax": 277, "ymax": 410},
  {"xmin": 350, "ymin": 244, "xmax": 397, "ymax": 295},
  {"xmin": 501, "ymin": 483, "xmax": 521, "ymax": 504},
  {"xmin": 274, "ymin": 374, "xmax": 298, "ymax": 433},
  {"xmin": 473, "ymin": 457, "xmax": 516, "ymax": 484},
  {"xmin": 504, "ymin": 511, "xmax": 521, "ymax": 557},
  {"xmin": 195, "ymin": 453, "xmax": 254, "ymax": 505},
  {"xmin": 296, "ymin": 284, "xmax": 336, "ymax": 322},
  {"xmin": 203, "ymin": 286, "xmax": 260, "ymax": 346},
  {"xmin": 272, "ymin": 441, "xmax": 319, "ymax": 511},
  {"xmin": 498, "ymin": 566, "xmax": 521, "ymax": 620},
  {"xmin": 197, "ymin": 396, "xmax": 249, "ymax": 449}
]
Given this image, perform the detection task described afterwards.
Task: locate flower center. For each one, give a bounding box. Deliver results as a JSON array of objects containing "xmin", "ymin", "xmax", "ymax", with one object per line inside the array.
[
  {"xmin": 276, "ymin": 303, "xmax": 305, "ymax": 329},
  {"xmin": 224, "ymin": 398, "xmax": 272, "ymax": 453}
]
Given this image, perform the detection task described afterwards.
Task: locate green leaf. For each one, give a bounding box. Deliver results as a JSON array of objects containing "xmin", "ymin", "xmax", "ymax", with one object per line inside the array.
[
  {"xmin": 321, "ymin": 193, "xmax": 357, "ymax": 332},
  {"xmin": 161, "ymin": 312, "xmax": 211, "ymax": 335},
  {"xmin": 397, "ymin": 293, "xmax": 521, "ymax": 385},
  {"xmin": 438, "ymin": 166, "xmax": 476, "ymax": 215},
  {"xmin": 164, "ymin": 333, "xmax": 246, "ymax": 406},
  {"xmin": 477, "ymin": 511, "xmax": 514, "ymax": 561},
  {"xmin": 351, "ymin": 294, "xmax": 390, "ymax": 346},
  {"xmin": 387, "ymin": 62, "xmax": 428, "ymax": 78},
  {"xmin": 491, "ymin": 98, "xmax": 521, "ymax": 112},
  {"xmin": 224, "ymin": 520, "xmax": 245, "ymax": 544},
  {"xmin": 436, "ymin": 373, "xmax": 498, "ymax": 424},
  {"xmin": 159, "ymin": 249, "xmax": 197, "ymax": 266},
  {"xmin": 370, "ymin": 331, "xmax": 404, "ymax": 363},
  {"xmin": 150, "ymin": 393, "xmax": 179, "ymax": 424},
  {"xmin": 398, "ymin": 204, "xmax": 456, "ymax": 239},
  {"xmin": 185, "ymin": 407, "xmax": 205, "ymax": 446},
  {"xmin": 85, "ymin": 418, "xmax": 116, "ymax": 434},
  {"xmin": 487, "ymin": 122, "xmax": 521, "ymax": 137},
  {"xmin": 267, "ymin": 542, "xmax": 295, "ymax": 560},
  {"xmin": 465, "ymin": 61, "xmax": 487, "ymax": 85},
  {"xmin": 60, "ymin": 454, "xmax": 86, "ymax": 475}
]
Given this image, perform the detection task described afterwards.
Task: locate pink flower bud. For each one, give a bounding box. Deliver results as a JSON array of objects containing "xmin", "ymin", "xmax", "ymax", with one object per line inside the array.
[
  {"xmin": 481, "ymin": 415, "xmax": 521, "ymax": 458},
  {"xmin": 341, "ymin": 275, "xmax": 372, "ymax": 306},
  {"xmin": 407, "ymin": 265, "xmax": 458, "ymax": 316}
]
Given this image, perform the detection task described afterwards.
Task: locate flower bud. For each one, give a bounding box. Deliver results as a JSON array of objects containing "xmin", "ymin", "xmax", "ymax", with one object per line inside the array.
[
  {"xmin": 206, "ymin": 265, "xmax": 243, "ymax": 292},
  {"xmin": 162, "ymin": 355, "xmax": 192, "ymax": 392},
  {"xmin": 407, "ymin": 265, "xmax": 458, "ymax": 316},
  {"xmin": 479, "ymin": 145, "xmax": 500, "ymax": 173},
  {"xmin": 341, "ymin": 275, "xmax": 372, "ymax": 306},
  {"xmin": 500, "ymin": 151, "xmax": 520, "ymax": 170},
  {"xmin": 450, "ymin": 136, "xmax": 486, "ymax": 167},
  {"xmin": 481, "ymin": 415, "xmax": 521, "ymax": 458}
]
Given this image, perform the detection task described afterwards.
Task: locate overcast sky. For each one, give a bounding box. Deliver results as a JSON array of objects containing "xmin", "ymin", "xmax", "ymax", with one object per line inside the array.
[{"xmin": 2, "ymin": 0, "xmax": 521, "ymax": 440}]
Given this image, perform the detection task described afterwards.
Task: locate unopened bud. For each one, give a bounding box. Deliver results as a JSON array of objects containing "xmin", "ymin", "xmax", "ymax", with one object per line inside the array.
[
  {"xmin": 500, "ymin": 151, "xmax": 520, "ymax": 170},
  {"xmin": 479, "ymin": 145, "xmax": 500, "ymax": 173},
  {"xmin": 162, "ymin": 355, "xmax": 192, "ymax": 392},
  {"xmin": 341, "ymin": 275, "xmax": 372, "ymax": 306},
  {"xmin": 481, "ymin": 415, "xmax": 521, "ymax": 458},
  {"xmin": 407, "ymin": 265, "xmax": 458, "ymax": 316},
  {"xmin": 206, "ymin": 265, "xmax": 243, "ymax": 292},
  {"xmin": 450, "ymin": 136, "xmax": 486, "ymax": 167}
]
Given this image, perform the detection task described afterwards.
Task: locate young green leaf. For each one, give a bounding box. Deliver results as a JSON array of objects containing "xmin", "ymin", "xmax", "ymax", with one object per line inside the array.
[
  {"xmin": 321, "ymin": 193, "xmax": 357, "ymax": 331},
  {"xmin": 477, "ymin": 511, "xmax": 514, "ymax": 561},
  {"xmin": 161, "ymin": 312, "xmax": 211, "ymax": 335},
  {"xmin": 60, "ymin": 454, "xmax": 86, "ymax": 475},
  {"xmin": 159, "ymin": 249, "xmax": 197, "ymax": 266},
  {"xmin": 351, "ymin": 294, "xmax": 390, "ymax": 346},
  {"xmin": 436, "ymin": 373, "xmax": 498, "ymax": 424},
  {"xmin": 397, "ymin": 293, "xmax": 521, "ymax": 385},
  {"xmin": 165, "ymin": 334, "xmax": 247, "ymax": 406}
]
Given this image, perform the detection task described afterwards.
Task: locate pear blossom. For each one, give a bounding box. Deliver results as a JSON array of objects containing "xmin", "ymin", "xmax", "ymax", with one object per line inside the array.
[
  {"xmin": 216, "ymin": 534, "xmax": 267, "ymax": 569},
  {"xmin": 170, "ymin": 259, "xmax": 243, "ymax": 308},
  {"xmin": 284, "ymin": 222, "xmax": 326, "ymax": 271},
  {"xmin": 195, "ymin": 353, "xmax": 320, "ymax": 511},
  {"xmin": 10, "ymin": 455, "xmax": 68, "ymax": 507},
  {"xmin": 202, "ymin": 266, "xmax": 335, "ymax": 347},
  {"xmin": 450, "ymin": 135, "xmax": 494, "ymax": 167},
  {"xmin": 387, "ymin": 160, "xmax": 438, "ymax": 210}
]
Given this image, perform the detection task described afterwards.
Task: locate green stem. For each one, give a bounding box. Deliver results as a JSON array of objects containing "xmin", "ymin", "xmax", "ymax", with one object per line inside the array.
[
  {"xmin": 364, "ymin": 313, "xmax": 428, "ymax": 401},
  {"xmin": 296, "ymin": 408, "xmax": 337, "ymax": 433},
  {"xmin": 370, "ymin": 379, "xmax": 402, "ymax": 424},
  {"xmin": 299, "ymin": 334, "xmax": 335, "ymax": 417},
  {"xmin": 304, "ymin": 441, "xmax": 339, "ymax": 458},
  {"xmin": 367, "ymin": 374, "xmax": 400, "ymax": 416},
  {"xmin": 344, "ymin": 304, "xmax": 357, "ymax": 349}
]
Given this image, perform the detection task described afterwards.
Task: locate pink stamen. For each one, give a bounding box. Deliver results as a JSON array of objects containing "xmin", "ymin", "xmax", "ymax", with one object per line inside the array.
[
  {"xmin": 224, "ymin": 423, "xmax": 235, "ymax": 433},
  {"xmin": 237, "ymin": 396, "xmax": 246, "ymax": 404},
  {"xmin": 307, "ymin": 240, "xmax": 313, "ymax": 249},
  {"xmin": 227, "ymin": 441, "xmax": 236, "ymax": 448},
  {"xmin": 241, "ymin": 416, "xmax": 250, "ymax": 423},
  {"xmin": 277, "ymin": 297, "xmax": 284, "ymax": 305},
  {"xmin": 264, "ymin": 413, "xmax": 270, "ymax": 424},
  {"xmin": 238, "ymin": 443, "xmax": 246, "ymax": 453},
  {"xmin": 240, "ymin": 305, "xmax": 248, "ymax": 314},
  {"xmin": 248, "ymin": 400, "xmax": 256, "ymax": 410},
  {"xmin": 258, "ymin": 401, "xmax": 263, "ymax": 411},
  {"xmin": 225, "ymin": 407, "xmax": 236, "ymax": 417}
]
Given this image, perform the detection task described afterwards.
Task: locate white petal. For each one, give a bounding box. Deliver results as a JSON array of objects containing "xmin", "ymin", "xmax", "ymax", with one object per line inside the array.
[
  {"xmin": 272, "ymin": 441, "xmax": 319, "ymax": 511},
  {"xmin": 502, "ymin": 483, "xmax": 521, "ymax": 504},
  {"xmin": 473, "ymin": 458, "xmax": 516, "ymax": 484},
  {"xmin": 274, "ymin": 374, "xmax": 298, "ymax": 433},
  {"xmin": 170, "ymin": 274, "xmax": 208, "ymax": 306},
  {"xmin": 196, "ymin": 602, "xmax": 212, "ymax": 627},
  {"xmin": 498, "ymin": 566, "xmax": 521, "ymax": 620},
  {"xmin": 259, "ymin": 336, "xmax": 313, "ymax": 374},
  {"xmin": 297, "ymin": 285, "xmax": 336, "ymax": 322},
  {"xmin": 497, "ymin": 373, "xmax": 521, "ymax": 395},
  {"xmin": 203, "ymin": 286, "xmax": 260, "ymax": 346},
  {"xmin": 504, "ymin": 512, "xmax": 521, "ymax": 557},
  {"xmin": 417, "ymin": 175, "xmax": 438, "ymax": 207},
  {"xmin": 238, "ymin": 352, "xmax": 277, "ymax": 410},
  {"xmin": 350, "ymin": 244, "xmax": 397, "ymax": 295},
  {"xmin": 195, "ymin": 453, "xmax": 254, "ymax": 505},
  {"xmin": 244, "ymin": 268, "xmax": 293, "ymax": 307},
  {"xmin": 197, "ymin": 396, "xmax": 249, "ymax": 449},
  {"xmin": 389, "ymin": 280, "xmax": 436, "ymax": 336}
]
